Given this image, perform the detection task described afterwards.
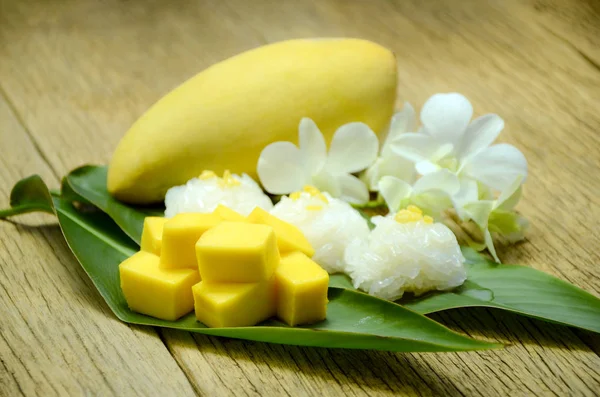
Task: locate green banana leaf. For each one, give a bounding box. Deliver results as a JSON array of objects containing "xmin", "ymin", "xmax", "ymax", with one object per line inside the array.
[
  {"xmin": 332, "ymin": 257, "xmax": 600, "ymax": 334},
  {"xmin": 0, "ymin": 174, "xmax": 55, "ymax": 217},
  {"xmin": 1, "ymin": 174, "xmax": 497, "ymax": 352},
  {"xmin": 64, "ymin": 165, "xmax": 600, "ymax": 335},
  {"xmin": 66, "ymin": 165, "xmax": 163, "ymax": 244},
  {"xmin": 404, "ymin": 247, "xmax": 600, "ymax": 334}
]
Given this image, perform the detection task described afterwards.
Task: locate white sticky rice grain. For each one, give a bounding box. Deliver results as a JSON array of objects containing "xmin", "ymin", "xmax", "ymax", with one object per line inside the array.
[
  {"xmin": 271, "ymin": 192, "xmax": 370, "ymax": 274},
  {"xmin": 345, "ymin": 215, "xmax": 467, "ymax": 300},
  {"xmin": 164, "ymin": 173, "xmax": 273, "ymax": 217}
]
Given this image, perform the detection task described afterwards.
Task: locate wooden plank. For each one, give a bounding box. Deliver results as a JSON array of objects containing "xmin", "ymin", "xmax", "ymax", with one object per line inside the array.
[
  {"xmin": 1, "ymin": 0, "xmax": 599, "ymax": 395},
  {"xmin": 516, "ymin": 0, "xmax": 600, "ymax": 66},
  {"xmin": 0, "ymin": 95, "xmax": 197, "ymax": 396}
]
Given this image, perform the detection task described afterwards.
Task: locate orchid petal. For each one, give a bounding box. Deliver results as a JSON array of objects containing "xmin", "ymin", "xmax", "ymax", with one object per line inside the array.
[
  {"xmin": 477, "ymin": 182, "xmax": 495, "ymax": 201},
  {"xmin": 458, "ymin": 114, "xmax": 504, "ymax": 159},
  {"xmin": 489, "ymin": 210, "xmax": 524, "ymax": 235},
  {"xmin": 454, "ymin": 178, "xmax": 479, "ymax": 205},
  {"xmin": 421, "ymin": 93, "xmax": 473, "ymax": 145},
  {"xmin": 380, "ymin": 155, "xmax": 416, "ymax": 184},
  {"xmin": 363, "ymin": 155, "xmax": 416, "ymax": 191},
  {"xmin": 337, "ymin": 174, "xmax": 370, "ymax": 205},
  {"xmin": 461, "ymin": 144, "xmax": 528, "ymax": 192},
  {"xmin": 429, "ymin": 143, "xmax": 455, "ymax": 163},
  {"xmin": 484, "ymin": 228, "xmax": 500, "ymax": 263},
  {"xmin": 496, "ymin": 175, "xmax": 524, "ymax": 210},
  {"xmin": 312, "ymin": 168, "xmax": 342, "ymax": 198},
  {"xmin": 415, "ymin": 160, "xmax": 441, "ymax": 175},
  {"xmin": 362, "ymin": 158, "xmax": 385, "ymax": 191},
  {"xmin": 452, "ymin": 178, "xmax": 479, "ymax": 220},
  {"xmin": 257, "ymin": 142, "xmax": 306, "ymax": 194},
  {"xmin": 327, "ymin": 122, "xmax": 379, "ymax": 173},
  {"xmin": 411, "ymin": 191, "xmax": 455, "ymax": 218},
  {"xmin": 413, "ymin": 169, "xmax": 460, "ymax": 196},
  {"xmin": 390, "ymin": 133, "xmax": 437, "ymax": 163},
  {"xmin": 382, "ymin": 103, "xmax": 416, "ymax": 156},
  {"xmin": 379, "ymin": 176, "xmax": 412, "ymax": 212},
  {"xmin": 299, "ymin": 118, "xmax": 327, "ymax": 176},
  {"xmin": 490, "ymin": 212, "xmax": 528, "ymax": 244},
  {"xmin": 463, "ymin": 200, "xmax": 495, "ymax": 230}
]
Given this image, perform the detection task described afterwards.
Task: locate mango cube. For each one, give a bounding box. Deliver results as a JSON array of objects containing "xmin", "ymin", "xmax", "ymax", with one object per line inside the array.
[
  {"xmin": 160, "ymin": 213, "xmax": 221, "ymax": 269},
  {"xmin": 192, "ymin": 280, "xmax": 276, "ymax": 327},
  {"xmin": 275, "ymin": 252, "xmax": 329, "ymax": 326},
  {"xmin": 247, "ymin": 207, "xmax": 314, "ymax": 257},
  {"xmin": 119, "ymin": 251, "xmax": 200, "ymax": 321},
  {"xmin": 140, "ymin": 217, "xmax": 167, "ymax": 255},
  {"xmin": 213, "ymin": 204, "xmax": 246, "ymax": 222},
  {"xmin": 196, "ymin": 222, "xmax": 279, "ymax": 282}
]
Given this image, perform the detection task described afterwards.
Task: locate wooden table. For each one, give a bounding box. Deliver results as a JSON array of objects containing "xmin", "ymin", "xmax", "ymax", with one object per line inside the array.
[{"xmin": 1, "ymin": 0, "xmax": 599, "ymax": 395}]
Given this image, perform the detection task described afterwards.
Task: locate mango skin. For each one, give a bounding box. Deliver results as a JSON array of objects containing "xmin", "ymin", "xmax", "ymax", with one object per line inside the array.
[{"xmin": 108, "ymin": 38, "xmax": 398, "ymax": 204}]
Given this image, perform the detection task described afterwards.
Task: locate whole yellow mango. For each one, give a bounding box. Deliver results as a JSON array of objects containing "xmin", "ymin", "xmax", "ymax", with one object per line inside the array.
[{"xmin": 108, "ymin": 38, "xmax": 397, "ymax": 204}]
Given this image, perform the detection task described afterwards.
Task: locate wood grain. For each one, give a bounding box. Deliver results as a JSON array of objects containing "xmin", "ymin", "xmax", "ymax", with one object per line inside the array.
[
  {"xmin": 1, "ymin": 0, "xmax": 599, "ymax": 395},
  {"xmin": 0, "ymin": 95, "xmax": 196, "ymax": 396}
]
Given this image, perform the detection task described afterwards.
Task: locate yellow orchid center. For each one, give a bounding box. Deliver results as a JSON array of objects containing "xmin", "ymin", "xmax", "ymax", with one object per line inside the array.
[{"xmin": 394, "ymin": 205, "xmax": 434, "ymax": 224}]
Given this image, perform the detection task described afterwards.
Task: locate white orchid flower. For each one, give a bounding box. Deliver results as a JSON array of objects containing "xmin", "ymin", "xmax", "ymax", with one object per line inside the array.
[
  {"xmin": 257, "ymin": 118, "xmax": 379, "ymax": 204},
  {"xmin": 391, "ymin": 93, "xmax": 528, "ymax": 193},
  {"xmin": 461, "ymin": 176, "xmax": 526, "ymax": 262},
  {"xmin": 379, "ymin": 169, "xmax": 460, "ymax": 217},
  {"xmin": 362, "ymin": 103, "xmax": 417, "ymax": 191}
]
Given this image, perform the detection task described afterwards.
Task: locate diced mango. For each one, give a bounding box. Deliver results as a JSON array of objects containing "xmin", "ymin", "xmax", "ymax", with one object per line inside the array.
[
  {"xmin": 247, "ymin": 207, "xmax": 314, "ymax": 257},
  {"xmin": 275, "ymin": 252, "xmax": 329, "ymax": 326},
  {"xmin": 140, "ymin": 217, "xmax": 167, "ymax": 255},
  {"xmin": 160, "ymin": 213, "xmax": 221, "ymax": 269},
  {"xmin": 119, "ymin": 251, "xmax": 200, "ymax": 321},
  {"xmin": 213, "ymin": 204, "xmax": 246, "ymax": 222},
  {"xmin": 196, "ymin": 222, "xmax": 279, "ymax": 282},
  {"xmin": 192, "ymin": 279, "xmax": 276, "ymax": 327}
]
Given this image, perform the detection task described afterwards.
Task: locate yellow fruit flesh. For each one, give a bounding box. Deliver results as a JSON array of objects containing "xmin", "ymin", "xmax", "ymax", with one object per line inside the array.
[
  {"xmin": 196, "ymin": 222, "xmax": 279, "ymax": 282},
  {"xmin": 108, "ymin": 38, "xmax": 397, "ymax": 203},
  {"xmin": 192, "ymin": 280, "xmax": 276, "ymax": 328},
  {"xmin": 275, "ymin": 252, "xmax": 329, "ymax": 326},
  {"xmin": 121, "ymin": 214, "xmax": 328, "ymax": 327},
  {"xmin": 140, "ymin": 217, "xmax": 167, "ymax": 255},
  {"xmin": 160, "ymin": 213, "xmax": 221, "ymax": 269},
  {"xmin": 119, "ymin": 251, "xmax": 200, "ymax": 321},
  {"xmin": 213, "ymin": 204, "xmax": 247, "ymax": 222},
  {"xmin": 247, "ymin": 207, "xmax": 314, "ymax": 257}
]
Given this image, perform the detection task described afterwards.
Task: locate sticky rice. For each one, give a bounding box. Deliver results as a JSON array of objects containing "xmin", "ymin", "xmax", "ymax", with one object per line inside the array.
[
  {"xmin": 164, "ymin": 170, "xmax": 273, "ymax": 218},
  {"xmin": 270, "ymin": 187, "xmax": 370, "ymax": 274},
  {"xmin": 345, "ymin": 212, "xmax": 467, "ymax": 300}
]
